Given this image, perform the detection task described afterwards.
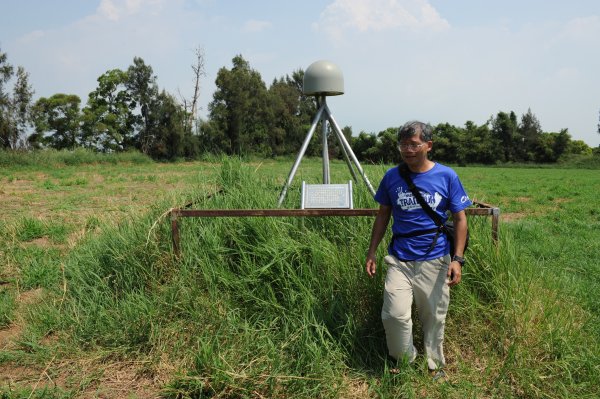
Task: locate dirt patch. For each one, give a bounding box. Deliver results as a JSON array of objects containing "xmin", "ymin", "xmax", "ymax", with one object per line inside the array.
[
  {"xmin": 91, "ymin": 174, "xmax": 106, "ymax": 184},
  {"xmin": 0, "ymin": 323, "xmax": 23, "ymax": 349},
  {"xmin": 18, "ymin": 287, "xmax": 44, "ymax": 305},
  {"xmin": 0, "ymin": 356, "xmax": 166, "ymax": 398},
  {"xmin": 0, "ymin": 289, "xmax": 44, "ymax": 349},
  {"xmin": 21, "ymin": 236, "xmax": 54, "ymax": 248},
  {"xmin": 501, "ymin": 212, "xmax": 527, "ymax": 222},
  {"xmin": 340, "ymin": 376, "xmax": 370, "ymax": 399},
  {"xmin": 0, "ymin": 363, "xmax": 39, "ymax": 386},
  {"xmin": 75, "ymin": 361, "xmax": 164, "ymax": 399},
  {"xmin": 68, "ymin": 229, "xmax": 88, "ymax": 248}
]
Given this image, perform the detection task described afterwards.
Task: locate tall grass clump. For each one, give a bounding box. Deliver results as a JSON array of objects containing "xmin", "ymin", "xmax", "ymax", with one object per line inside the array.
[
  {"xmin": 0, "ymin": 289, "xmax": 16, "ymax": 328},
  {"xmin": 163, "ymin": 160, "xmax": 387, "ymax": 396},
  {"xmin": 449, "ymin": 215, "xmax": 600, "ymax": 397},
  {"xmin": 27, "ymin": 158, "xmax": 384, "ymax": 397},
  {"xmin": 23, "ymin": 158, "xmax": 600, "ymax": 398}
]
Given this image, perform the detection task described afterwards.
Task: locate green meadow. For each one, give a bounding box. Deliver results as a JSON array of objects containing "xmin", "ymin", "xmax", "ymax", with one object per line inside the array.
[{"xmin": 0, "ymin": 151, "xmax": 599, "ymax": 398}]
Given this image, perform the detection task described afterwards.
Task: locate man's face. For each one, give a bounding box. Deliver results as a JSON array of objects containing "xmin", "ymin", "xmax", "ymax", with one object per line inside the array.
[{"xmin": 398, "ymin": 136, "xmax": 432, "ymax": 167}]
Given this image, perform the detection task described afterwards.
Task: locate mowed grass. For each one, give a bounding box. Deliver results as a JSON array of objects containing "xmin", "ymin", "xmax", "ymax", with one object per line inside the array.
[
  {"xmin": 0, "ymin": 156, "xmax": 219, "ymax": 292},
  {"xmin": 0, "ymin": 153, "xmax": 599, "ymax": 398}
]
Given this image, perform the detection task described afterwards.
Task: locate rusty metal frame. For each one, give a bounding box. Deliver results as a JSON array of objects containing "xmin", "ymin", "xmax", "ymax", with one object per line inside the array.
[{"xmin": 169, "ymin": 201, "xmax": 499, "ymax": 257}]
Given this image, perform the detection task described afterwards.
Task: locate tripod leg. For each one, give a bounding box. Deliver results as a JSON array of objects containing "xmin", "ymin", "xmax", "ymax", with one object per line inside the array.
[
  {"xmin": 321, "ymin": 96, "xmax": 330, "ymax": 184},
  {"xmin": 331, "ymin": 122, "xmax": 359, "ymax": 184},
  {"xmin": 325, "ymin": 105, "xmax": 376, "ymax": 196},
  {"xmin": 277, "ymin": 103, "xmax": 325, "ymax": 207}
]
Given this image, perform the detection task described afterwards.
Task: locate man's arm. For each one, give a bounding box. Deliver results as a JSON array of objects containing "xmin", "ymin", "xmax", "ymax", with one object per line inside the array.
[
  {"xmin": 447, "ymin": 209, "xmax": 467, "ymax": 286},
  {"xmin": 366, "ymin": 204, "xmax": 392, "ymax": 277}
]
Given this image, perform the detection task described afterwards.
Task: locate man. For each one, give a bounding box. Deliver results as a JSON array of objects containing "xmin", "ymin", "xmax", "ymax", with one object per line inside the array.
[{"xmin": 365, "ymin": 121, "xmax": 471, "ymax": 378}]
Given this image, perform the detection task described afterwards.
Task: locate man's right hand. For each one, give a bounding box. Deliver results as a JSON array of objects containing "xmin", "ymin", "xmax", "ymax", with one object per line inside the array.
[
  {"xmin": 365, "ymin": 204, "xmax": 391, "ymax": 279},
  {"xmin": 366, "ymin": 255, "xmax": 377, "ymax": 277}
]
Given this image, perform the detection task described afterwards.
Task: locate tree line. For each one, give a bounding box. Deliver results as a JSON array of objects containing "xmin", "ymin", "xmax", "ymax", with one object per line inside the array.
[{"xmin": 1, "ymin": 47, "xmax": 597, "ymax": 163}]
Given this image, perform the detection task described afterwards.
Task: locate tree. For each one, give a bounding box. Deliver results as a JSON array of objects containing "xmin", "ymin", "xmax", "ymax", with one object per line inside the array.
[
  {"xmin": 352, "ymin": 131, "xmax": 378, "ymax": 162},
  {"xmin": 267, "ymin": 71, "xmax": 315, "ymax": 156},
  {"xmin": 432, "ymin": 123, "xmax": 463, "ymax": 164},
  {"xmin": 0, "ymin": 49, "xmax": 35, "ymax": 149},
  {"xmin": 518, "ymin": 108, "xmax": 542, "ymax": 161},
  {"xmin": 491, "ymin": 111, "xmax": 518, "ymax": 162},
  {"xmin": 81, "ymin": 69, "xmax": 135, "ymax": 151},
  {"xmin": 287, "ymin": 69, "xmax": 317, "ymax": 145},
  {"xmin": 530, "ymin": 129, "xmax": 572, "ymax": 163},
  {"xmin": 0, "ymin": 48, "xmax": 14, "ymax": 148},
  {"xmin": 31, "ymin": 94, "xmax": 81, "ymax": 149},
  {"xmin": 459, "ymin": 121, "xmax": 497, "ymax": 165},
  {"xmin": 373, "ymin": 127, "xmax": 400, "ymax": 164},
  {"xmin": 179, "ymin": 46, "xmax": 206, "ymax": 135},
  {"xmin": 9, "ymin": 67, "xmax": 35, "ymax": 148},
  {"xmin": 145, "ymin": 90, "xmax": 188, "ymax": 160},
  {"xmin": 566, "ymin": 140, "xmax": 592, "ymax": 156},
  {"xmin": 125, "ymin": 57, "xmax": 159, "ymax": 153},
  {"xmin": 208, "ymin": 55, "xmax": 270, "ymax": 155},
  {"xmin": 0, "ymin": 49, "xmax": 12, "ymax": 103},
  {"xmin": 531, "ymin": 132, "xmax": 555, "ymax": 163},
  {"xmin": 552, "ymin": 128, "xmax": 571, "ymax": 160},
  {"xmin": 0, "ymin": 63, "xmax": 34, "ymax": 149},
  {"xmin": 408, "ymin": 121, "xmax": 500, "ymax": 165},
  {"xmin": 266, "ymin": 77, "xmax": 295, "ymax": 155},
  {"xmin": 197, "ymin": 118, "xmax": 227, "ymax": 154}
]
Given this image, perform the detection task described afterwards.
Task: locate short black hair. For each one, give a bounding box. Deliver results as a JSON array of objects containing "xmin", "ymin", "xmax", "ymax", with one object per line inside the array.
[{"xmin": 397, "ymin": 121, "xmax": 433, "ymax": 142}]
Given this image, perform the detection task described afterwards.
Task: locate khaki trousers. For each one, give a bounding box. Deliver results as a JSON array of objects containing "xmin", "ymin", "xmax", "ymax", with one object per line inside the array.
[{"xmin": 381, "ymin": 254, "xmax": 451, "ymax": 370}]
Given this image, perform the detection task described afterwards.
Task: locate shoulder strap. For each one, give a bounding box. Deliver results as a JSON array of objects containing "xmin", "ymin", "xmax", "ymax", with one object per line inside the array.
[{"xmin": 398, "ymin": 163, "xmax": 443, "ymax": 228}]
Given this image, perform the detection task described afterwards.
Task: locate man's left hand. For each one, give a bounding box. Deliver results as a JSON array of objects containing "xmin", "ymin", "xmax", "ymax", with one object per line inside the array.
[{"xmin": 447, "ymin": 262, "xmax": 462, "ymax": 286}]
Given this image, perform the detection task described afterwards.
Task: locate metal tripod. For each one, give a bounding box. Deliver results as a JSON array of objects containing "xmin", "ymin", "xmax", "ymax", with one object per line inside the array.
[{"xmin": 277, "ymin": 95, "xmax": 376, "ymax": 207}]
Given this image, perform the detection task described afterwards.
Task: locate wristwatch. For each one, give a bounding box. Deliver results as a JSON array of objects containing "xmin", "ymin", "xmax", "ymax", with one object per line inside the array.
[{"xmin": 451, "ymin": 255, "xmax": 465, "ymax": 267}]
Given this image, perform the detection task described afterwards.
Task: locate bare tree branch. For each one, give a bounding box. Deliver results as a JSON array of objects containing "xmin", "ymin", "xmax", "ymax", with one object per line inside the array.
[{"xmin": 181, "ymin": 46, "xmax": 206, "ymax": 133}]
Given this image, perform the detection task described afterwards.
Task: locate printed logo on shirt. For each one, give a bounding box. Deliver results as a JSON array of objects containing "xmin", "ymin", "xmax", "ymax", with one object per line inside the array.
[
  {"xmin": 461, "ymin": 195, "xmax": 470, "ymax": 203},
  {"xmin": 396, "ymin": 186, "xmax": 442, "ymax": 211}
]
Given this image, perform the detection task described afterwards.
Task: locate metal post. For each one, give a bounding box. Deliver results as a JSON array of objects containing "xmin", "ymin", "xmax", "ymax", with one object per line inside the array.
[
  {"xmin": 492, "ymin": 207, "xmax": 500, "ymax": 244},
  {"xmin": 338, "ymin": 140, "xmax": 359, "ymax": 183},
  {"xmin": 170, "ymin": 210, "xmax": 181, "ymax": 257},
  {"xmin": 330, "ymin": 113, "xmax": 359, "ymax": 184},
  {"xmin": 321, "ymin": 96, "xmax": 330, "ymax": 184}
]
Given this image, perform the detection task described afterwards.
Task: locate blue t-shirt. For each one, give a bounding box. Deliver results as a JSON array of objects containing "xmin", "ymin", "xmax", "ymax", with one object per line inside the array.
[{"xmin": 374, "ymin": 163, "xmax": 472, "ymax": 261}]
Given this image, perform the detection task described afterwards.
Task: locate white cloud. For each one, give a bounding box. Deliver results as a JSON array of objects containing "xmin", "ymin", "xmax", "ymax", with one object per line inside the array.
[
  {"xmin": 561, "ymin": 15, "xmax": 600, "ymax": 41},
  {"xmin": 98, "ymin": 0, "xmax": 121, "ymax": 21},
  {"xmin": 315, "ymin": 0, "xmax": 450, "ymax": 41},
  {"xmin": 10, "ymin": 0, "xmax": 191, "ymax": 102},
  {"xmin": 19, "ymin": 30, "xmax": 46, "ymax": 43},
  {"xmin": 97, "ymin": 0, "xmax": 168, "ymax": 21},
  {"xmin": 243, "ymin": 19, "xmax": 272, "ymax": 33}
]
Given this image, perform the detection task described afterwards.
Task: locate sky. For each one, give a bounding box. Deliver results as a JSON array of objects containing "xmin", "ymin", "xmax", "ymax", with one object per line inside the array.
[{"xmin": 1, "ymin": 0, "xmax": 599, "ymax": 147}]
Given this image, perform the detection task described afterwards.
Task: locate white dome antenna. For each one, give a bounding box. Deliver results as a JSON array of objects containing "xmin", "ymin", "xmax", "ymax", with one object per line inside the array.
[{"xmin": 303, "ymin": 60, "xmax": 344, "ymax": 96}]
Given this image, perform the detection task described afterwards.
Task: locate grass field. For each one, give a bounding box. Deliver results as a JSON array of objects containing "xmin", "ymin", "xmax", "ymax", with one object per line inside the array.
[{"xmin": 1, "ymin": 151, "xmax": 599, "ymax": 398}]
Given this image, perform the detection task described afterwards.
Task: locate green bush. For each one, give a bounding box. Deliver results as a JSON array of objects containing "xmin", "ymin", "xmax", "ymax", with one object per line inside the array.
[{"xmin": 558, "ymin": 153, "xmax": 600, "ymax": 169}]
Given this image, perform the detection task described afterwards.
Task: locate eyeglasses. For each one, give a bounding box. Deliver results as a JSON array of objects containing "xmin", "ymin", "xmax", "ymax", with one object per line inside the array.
[{"xmin": 397, "ymin": 143, "xmax": 426, "ymax": 151}]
